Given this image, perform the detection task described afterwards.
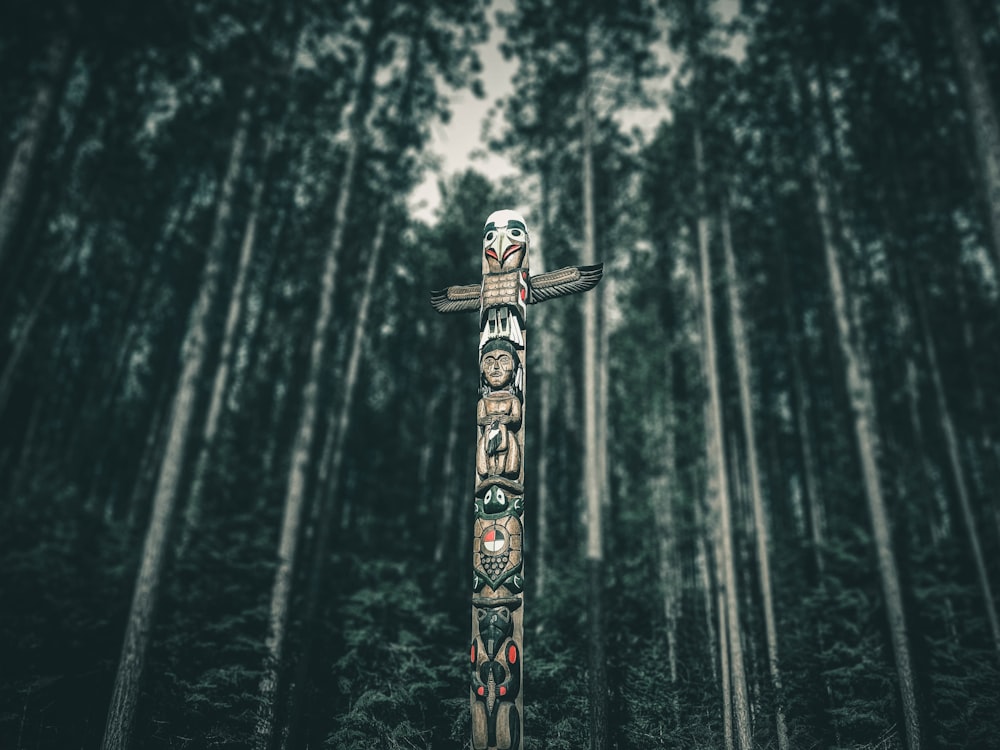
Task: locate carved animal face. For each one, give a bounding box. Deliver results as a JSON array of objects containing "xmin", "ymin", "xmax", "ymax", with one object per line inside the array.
[
  {"xmin": 482, "ymin": 210, "xmax": 529, "ymax": 273},
  {"xmin": 477, "ymin": 606, "xmax": 514, "ymax": 658}
]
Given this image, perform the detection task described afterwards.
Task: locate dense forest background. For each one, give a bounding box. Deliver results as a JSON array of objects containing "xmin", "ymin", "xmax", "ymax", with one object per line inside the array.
[{"xmin": 2, "ymin": 0, "xmax": 1000, "ymax": 748}]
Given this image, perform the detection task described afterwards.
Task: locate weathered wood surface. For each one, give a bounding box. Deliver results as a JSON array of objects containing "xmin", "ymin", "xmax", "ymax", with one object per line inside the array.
[{"xmin": 431, "ymin": 210, "xmax": 601, "ymax": 750}]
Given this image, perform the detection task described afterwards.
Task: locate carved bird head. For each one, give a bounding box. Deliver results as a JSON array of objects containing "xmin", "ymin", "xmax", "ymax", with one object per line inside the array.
[{"xmin": 482, "ymin": 209, "xmax": 528, "ymax": 274}]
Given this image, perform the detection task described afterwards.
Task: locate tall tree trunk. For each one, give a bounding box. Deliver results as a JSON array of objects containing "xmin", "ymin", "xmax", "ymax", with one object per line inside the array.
[
  {"xmin": 912, "ymin": 276, "xmax": 1000, "ymax": 656},
  {"xmin": 717, "ymin": 564, "xmax": 734, "ymax": 750},
  {"xmin": 944, "ymin": 0, "xmax": 1000, "ymax": 267},
  {"xmin": 650, "ymin": 345, "xmax": 680, "ymax": 725},
  {"xmin": 179, "ymin": 134, "xmax": 273, "ymax": 556},
  {"xmin": 100, "ymin": 106, "xmax": 250, "ymax": 750},
  {"xmin": 254, "ymin": 13, "xmax": 382, "ymax": 742},
  {"xmin": 535, "ymin": 168, "xmax": 554, "ymax": 599},
  {"xmin": 695, "ymin": 486, "xmax": 719, "ymax": 686},
  {"xmin": 283, "ymin": 213, "xmax": 388, "ymax": 748},
  {"xmin": 87, "ymin": 184, "xmax": 202, "ymax": 516},
  {"xmin": 435, "ymin": 366, "xmax": 464, "ymax": 565},
  {"xmin": 777, "ymin": 236, "xmax": 825, "ymax": 575},
  {"xmin": 809, "ymin": 155, "xmax": 922, "ymax": 750},
  {"xmin": 694, "ymin": 126, "xmax": 752, "ymax": 750},
  {"xmin": 120, "ymin": 383, "xmax": 170, "ymax": 529},
  {"xmin": 0, "ymin": 25, "xmax": 73, "ymax": 269},
  {"xmin": 581, "ymin": 28, "xmax": 607, "ymax": 750},
  {"xmin": 954, "ymin": 269, "xmax": 1000, "ymax": 543},
  {"xmin": 721, "ymin": 203, "xmax": 789, "ymax": 750}
]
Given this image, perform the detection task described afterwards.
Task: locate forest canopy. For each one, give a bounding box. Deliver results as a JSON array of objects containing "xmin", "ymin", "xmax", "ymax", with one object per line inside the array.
[{"xmin": 1, "ymin": 0, "xmax": 999, "ymax": 748}]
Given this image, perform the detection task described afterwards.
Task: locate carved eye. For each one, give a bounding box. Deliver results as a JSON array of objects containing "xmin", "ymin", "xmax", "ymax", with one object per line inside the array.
[
  {"xmin": 508, "ymin": 228, "xmax": 523, "ymax": 239},
  {"xmin": 484, "ymin": 231, "xmax": 496, "ymax": 243}
]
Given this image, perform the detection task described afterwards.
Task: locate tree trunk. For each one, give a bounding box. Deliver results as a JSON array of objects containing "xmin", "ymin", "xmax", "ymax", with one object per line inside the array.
[
  {"xmin": 535, "ymin": 169, "xmax": 554, "ymax": 599},
  {"xmin": 179, "ymin": 134, "xmax": 273, "ymax": 556},
  {"xmin": 254, "ymin": 13, "xmax": 382, "ymax": 742},
  {"xmin": 581, "ymin": 28, "xmax": 607, "ymax": 750},
  {"xmin": 809, "ymin": 155, "xmax": 922, "ymax": 750},
  {"xmin": 0, "ymin": 27, "xmax": 73, "ymax": 269},
  {"xmin": 435, "ymin": 366, "xmax": 464, "ymax": 565},
  {"xmin": 694, "ymin": 126, "xmax": 752, "ymax": 750},
  {"xmin": 721, "ymin": 203, "xmax": 789, "ymax": 750},
  {"xmin": 913, "ymin": 276, "xmax": 1000, "ymax": 657},
  {"xmin": 695, "ymin": 488, "xmax": 719, "ymax": 686},
  {"xmin": 714, "ymin": 505, "xmax": 734, "ymax": 750},
  {"xmin": 944, "ymin": 0, "xmax": 1000, "ymax": 267},
  {"xmin": 650, "ymin": 345, "xmax": 680, "ymax": 725},
  {"xmin": 119, "ymin": 383, "xmax": 170, "ymax": 529},
  {"xmin": 100, "ymin": 107, "xmax": 250, "ymax": 750},
  {"xmin": 777, "ymin": 234, "xmax": 826, "ymax": 575}
]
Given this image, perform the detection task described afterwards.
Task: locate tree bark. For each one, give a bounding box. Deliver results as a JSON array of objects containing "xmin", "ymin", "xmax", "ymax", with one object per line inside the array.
[
  {"xmin": 120, "ymin": 384, "xmax": 170, "ymax": 530},
  {"xmin": 581, "ymin": 26, "xmax": 608, "ymax": 750},
  {"xmin": 100, "ymin": 107, "xmax": 250, "ymax": 750},
  {"xmin": 944, "ymin": 0, "xmax": 1000, "ymax": 268},
  {"xmin": 777, "ymin": 236, "xmax": 825, "ymax": 575},
  {"xmin": 0, "ymin": 27, "xmax": 73, "ymax": 270},
  {"xmin": 714, "ymin": 499, "xmax": 734, "ymax": 750},
  {"xmin": 695, "ymin": 487, "xmax": 719, "ymax": 687},
  {"xmin": 809, "ymin": 155, "xmax": 922, "ymax": 750},
  {"xmin": 721, "ymin": 202, "xmax": 789, "ymax": 750},
  {"xmin": 694, "ymin": 126, "xmax": 752, "ymax": 750},
  {"xmin": 650, "ymin": 345, "xmax": 680, "ymax": 725},
  {"xmin": 179, "ymin": 134, "xmax": 273, "ymax": 556},
  {"xmin": 535, "ymin": 169, "xmax": 555, "ymax": 599}
]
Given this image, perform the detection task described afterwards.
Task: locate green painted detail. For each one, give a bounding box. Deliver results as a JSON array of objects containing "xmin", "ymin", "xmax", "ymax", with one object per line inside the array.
[{"xmin": 475, "ymin": 487, "xmax": 524, "ymax": 520}]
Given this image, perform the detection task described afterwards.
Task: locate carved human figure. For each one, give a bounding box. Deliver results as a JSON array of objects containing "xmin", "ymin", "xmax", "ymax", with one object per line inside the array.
[{"xmin": 476, "ymin": 339, "xmax": 522, "ymax": 481}]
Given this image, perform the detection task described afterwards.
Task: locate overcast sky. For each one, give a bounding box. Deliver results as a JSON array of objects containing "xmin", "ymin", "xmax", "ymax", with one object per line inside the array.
[
  {"xmin": 407, "ymin": 0, "xmax": 518, "ymax": 223},
  {"xmin": 407, "ymin": 0, "xmax": 740, "ymax": 224}
]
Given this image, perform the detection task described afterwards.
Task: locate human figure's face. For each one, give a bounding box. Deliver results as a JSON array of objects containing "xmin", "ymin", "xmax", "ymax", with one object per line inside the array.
[{"xmin": 482, "ymin": 350, "xmax": 515, "ymax": 389}]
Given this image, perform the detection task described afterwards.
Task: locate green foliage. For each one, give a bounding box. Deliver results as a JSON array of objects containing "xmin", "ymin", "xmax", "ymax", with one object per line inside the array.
[
  {"xmin": 2, "ymin": 0, "xmax": 1000, "ymax": 747},
  {"xmin": 324, "ymin": 560, "xmax": 464, "ymax": 749}
]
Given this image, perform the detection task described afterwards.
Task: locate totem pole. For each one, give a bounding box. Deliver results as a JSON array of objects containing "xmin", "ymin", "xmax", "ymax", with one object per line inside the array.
[{"xmin": 431, "ymin": 210, "xmax": 602, "ymax": 750}]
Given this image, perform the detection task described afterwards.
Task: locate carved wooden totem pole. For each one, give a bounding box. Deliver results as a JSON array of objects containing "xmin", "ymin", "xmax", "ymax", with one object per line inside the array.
[{"xmin": 431, "ymin": 210, "xmax": 602, "ymax": 750}]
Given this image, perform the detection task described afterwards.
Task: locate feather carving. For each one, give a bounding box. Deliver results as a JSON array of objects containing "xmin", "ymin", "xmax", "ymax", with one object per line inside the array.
[
  {"xmin": 429, "ymin": 283, "xmax": 480, "ymax": 313},
  {"xmin": 430, "ymin": 263, "xmax": 602, "ymax": 313},
  {"xmin": 528, "ymin": 263, "xmax": 603, "ymax": 303}
]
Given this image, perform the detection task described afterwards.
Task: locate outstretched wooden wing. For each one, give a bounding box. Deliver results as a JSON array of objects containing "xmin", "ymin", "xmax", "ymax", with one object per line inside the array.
[
  {"xmin": 528, "ymin": 263, "xmax": 603, "ymax": 304},
  {"xmin": 430, "ymin": 283, "xmax": 481, "ymax": 313}
]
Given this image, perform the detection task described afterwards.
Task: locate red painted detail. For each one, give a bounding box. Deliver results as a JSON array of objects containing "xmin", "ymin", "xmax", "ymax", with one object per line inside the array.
[
  {"xmin": 500, "ymin": 686, "xmax": 507, "ymax": 696},
  {"xmin": 508, "ymin": 645, "xmax": 517, "ymax": 663},
  {"xmin": 485, "ymin": 249, "xmax": 498, "ymax": 261},
  {"xmin": 471, "ymin": 644, "xmax": 476, "ymax": 663},
  {"xmin": 520, "ymin": 287, "xmax": 526, "ymax": 301},
  {"xmin": 477, "ymin": 686, "xmax": 485, "ymax": 696},
  {"xmin": 502, "ymin": 244, "xmax": 521, "ymax": 262}
]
